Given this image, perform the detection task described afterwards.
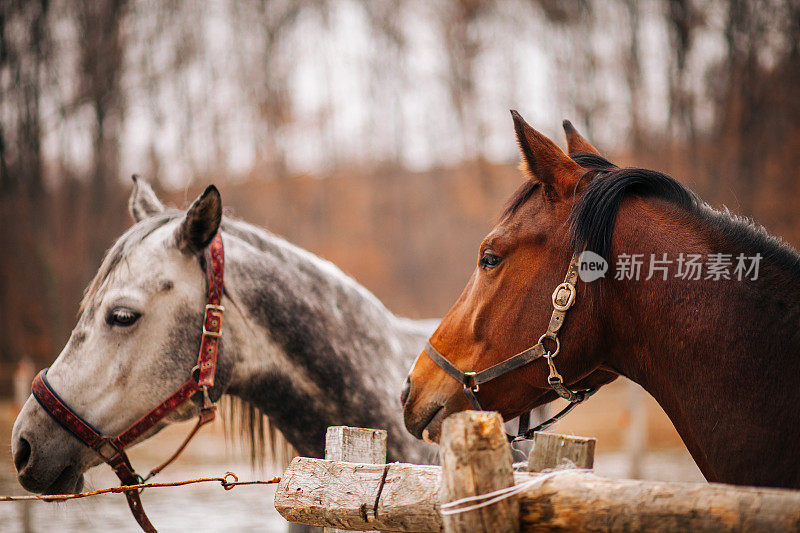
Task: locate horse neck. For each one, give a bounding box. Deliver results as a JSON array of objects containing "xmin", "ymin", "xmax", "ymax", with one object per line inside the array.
[
  {"xmin": 601, "ymin": 199, "xmax": 800, "ymax": 487},
  {"xmin": 218, "ymin": 220, "xmax": 435, "ymax": 463}
]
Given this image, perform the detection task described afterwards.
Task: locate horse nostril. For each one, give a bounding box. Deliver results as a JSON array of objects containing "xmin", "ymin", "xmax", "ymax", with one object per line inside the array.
[
  {"xmin": 14, "ymin": 437, "xmax": 31, "ymax": 473},
  {"xmin": 400, "ymin": 377, "xmax": 411, "ymax": 405}
]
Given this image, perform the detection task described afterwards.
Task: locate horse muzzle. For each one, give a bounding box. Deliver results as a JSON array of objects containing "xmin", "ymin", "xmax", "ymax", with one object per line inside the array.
[
  {"xmin": 402, "ymin": 375, "xmax": 465, "ymax": 443},
  {"xmin": 12, "ymin": 396, "xmax": 90, "ymax": 495}
]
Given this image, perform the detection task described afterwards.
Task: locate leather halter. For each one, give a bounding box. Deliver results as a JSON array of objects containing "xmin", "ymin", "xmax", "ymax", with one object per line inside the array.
[
  {"xmin": 31, "ymin": 232, "xmax": 225, "ymax": 533},
  {"xmin": 424, "ymin": 252, "xmax": 597, "ymax": 442}
]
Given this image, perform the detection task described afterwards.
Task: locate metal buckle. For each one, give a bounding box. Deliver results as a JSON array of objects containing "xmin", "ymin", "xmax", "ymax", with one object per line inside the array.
[
  {"xmin": 464, "ymin": 371, "xmax": 479, "ymax": 392},
  {"xmin": 537, "ymin": 333, "xmax": 560, "ymax": 358},
  {"xmin": 551, "ymin": 282, "xmax": 576, "ymax": 311},
  {"xmin": 94, "ymin": 438, "xmax": 122, "ymax": 462},
  {"xmin": 545, "ymin": 354, "xmax": 563, "ymax": 385},
  {"xmin": 201, "ymin": 386, "xmax": 215, "ymax": 410},
  {"xmin": 135, "ymin": 473, "xmax": 147, "ymax": 494},
  {"xmin": 202, "ymin": 304, "xmax": 225, "ymax": 338}
]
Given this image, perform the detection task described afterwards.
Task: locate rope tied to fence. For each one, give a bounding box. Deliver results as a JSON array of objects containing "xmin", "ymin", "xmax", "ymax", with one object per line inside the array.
[
  {"xmin": 0, "ymin": 472, "xmax": 280, "ymax": 502},
  {"xmin": 440, "ymin": 468, "xmax": 591, "ymax": 516}
]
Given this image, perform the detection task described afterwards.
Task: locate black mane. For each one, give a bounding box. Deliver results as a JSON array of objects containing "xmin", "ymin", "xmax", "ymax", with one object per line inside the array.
[
  {"xmin": 568, "ymin": 153, "xmax": 698, "ymax": 260},
  {"xmin": 504, "ymin": 152, "xmax": 800, "ymax": 274}
]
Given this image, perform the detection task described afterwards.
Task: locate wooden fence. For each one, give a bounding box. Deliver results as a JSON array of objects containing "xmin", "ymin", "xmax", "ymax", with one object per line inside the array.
[{"xmin": 275, "ymin": 411, "xmax": 800, "ymax": 532}]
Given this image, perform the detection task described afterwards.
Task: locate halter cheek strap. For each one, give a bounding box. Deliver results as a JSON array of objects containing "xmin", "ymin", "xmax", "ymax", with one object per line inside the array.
[
  {"xmin": 31, "ymin": 232, "xmax": 225, "ymax": 533},
  {"xmin": 424, "ymin": 252, "xmax": 598, "ymax": 441}
]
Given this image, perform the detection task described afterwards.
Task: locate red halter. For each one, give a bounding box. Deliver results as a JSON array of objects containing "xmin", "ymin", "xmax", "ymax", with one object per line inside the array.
[{"xmin": 31, "ymin": 232, "xmax": 225, "ymax": 532}]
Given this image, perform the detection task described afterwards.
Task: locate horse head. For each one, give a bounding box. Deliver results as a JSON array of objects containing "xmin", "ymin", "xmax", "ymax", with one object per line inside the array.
[
  {"xmin": 11, "ymin": 178, "xmax": 229, "ymax": 494},
  {"xmin": 402, "ymin": 112, "xmax": 618, "ymax": 442}
]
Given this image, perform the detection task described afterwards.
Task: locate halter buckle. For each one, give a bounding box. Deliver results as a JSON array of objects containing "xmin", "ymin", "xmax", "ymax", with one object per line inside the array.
[
  {"xmin": 201, "ymin": 386, "xmax": 215, "ymax": 410},
  {"xmin": 202, "ymin": 304, "xmax": 225, "ymax": 338},
  {"xmin": 537, "ymin": 333, "xmax": 560, "ymax": 358},
  {"xmin": 551, "ymin": 282, "xmax": 576, "ymax": 311},
  {"xmin": 94, "ymin": 438, "xmax": 123, "ymax": 462},
  {"xmin": 463, "ymin": 371, "xmax": 479, "ymax": 392}
]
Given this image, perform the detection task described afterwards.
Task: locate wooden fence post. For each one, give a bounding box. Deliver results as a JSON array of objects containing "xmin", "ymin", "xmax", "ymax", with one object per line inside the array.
[
  {"xmin": 527, "ymin": 432, "xmax": 595, "ymax": 473},
  {"xmin": 439, "ymin": 411, "xmax": 519, "ymax": 533},
  {"xmin": 276, "ymin": 457, "xmax": 800, "ymax": 531},
  {"xmin": 324, "ymin": 426, "xmax": 387, "ymax": 533}
]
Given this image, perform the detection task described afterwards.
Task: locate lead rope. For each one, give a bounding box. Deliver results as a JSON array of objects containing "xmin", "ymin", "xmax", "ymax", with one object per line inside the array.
[{"xmin": 140, "ymin": 407, "xmax": 216, "ymax": 483}]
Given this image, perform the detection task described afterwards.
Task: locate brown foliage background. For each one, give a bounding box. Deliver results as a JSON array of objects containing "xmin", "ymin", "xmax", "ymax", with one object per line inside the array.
[{"xmin": 1, "ymin": 0, "xmax": 799, "ymax": 395}]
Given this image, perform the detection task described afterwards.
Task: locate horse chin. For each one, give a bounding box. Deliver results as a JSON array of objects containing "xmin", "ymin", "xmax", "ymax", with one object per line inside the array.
[
  {"xmin": 414, "ymin": 389, "xmax": 556, "ymax": 443},
  {"xmin": 18, "ymin": 464, "xmax": 85, "ymax": 496},
  {"xmin": 407, "ymin": 402, "xmax": 450, "ymax": 444},
  {"xmin": 421, "ymin": 410, "xmax": 447, "ymax": 444},
  {"xmin": 43, "ymin": 469, "xmax": 85, "ymax": 498}
]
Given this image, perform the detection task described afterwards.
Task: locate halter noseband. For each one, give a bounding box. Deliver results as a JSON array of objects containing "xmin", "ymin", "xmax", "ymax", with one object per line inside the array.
[
  {"xmin": 31, "ymin": 232, "xmax": 225, "ymax": 533},
  {"xmin": 424, "ymin": 252, "xmax": 597, "ymax": 442}
]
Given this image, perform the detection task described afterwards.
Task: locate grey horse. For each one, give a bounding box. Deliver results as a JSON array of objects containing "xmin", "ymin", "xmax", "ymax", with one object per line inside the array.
[{"xmin": 11, "ymin": 178, "xmax": 437, "ymax": 505}]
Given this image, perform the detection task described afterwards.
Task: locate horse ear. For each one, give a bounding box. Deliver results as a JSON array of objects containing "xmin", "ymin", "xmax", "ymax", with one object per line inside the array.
[
  {"xmin": 562, "ymin": 120, "xmax": 601, "ymax": 155},
  {"xmin": 178, "ymin": 185, "xmax": 222, "ymax": 254},
  {"xmin": 510, "ymin": 111, "xmax": 582, "ymax": 197},
  {"xmin": 129, "ymin": 175, "xmax": 165, "ymax": 221}
]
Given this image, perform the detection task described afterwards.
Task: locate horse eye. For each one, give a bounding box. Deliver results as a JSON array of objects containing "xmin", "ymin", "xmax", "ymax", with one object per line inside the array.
[
  {"xmin": 107, "ymin": 307, "xmax": 141, "ymax": 327},
  {"xmin": 479, "ymin": 251, "xmax": 503, "ymax": 269}
]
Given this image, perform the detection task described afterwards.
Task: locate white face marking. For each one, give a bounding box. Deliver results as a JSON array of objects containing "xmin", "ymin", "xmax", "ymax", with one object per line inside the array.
[{"xmin": 46, "ymin": 222, "xmax": 205, "ymax": 437}]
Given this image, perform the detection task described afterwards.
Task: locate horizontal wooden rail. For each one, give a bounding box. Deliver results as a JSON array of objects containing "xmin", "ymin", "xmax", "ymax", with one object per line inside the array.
[{"xmin": 275, "ymin": 457, "xmax": 800, "ymax": 532}]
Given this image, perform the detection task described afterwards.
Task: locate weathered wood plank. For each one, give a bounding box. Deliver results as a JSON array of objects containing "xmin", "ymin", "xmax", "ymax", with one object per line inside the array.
[
  {"xmin": 518, "ymin": 469, "xmax": 800, "ymax": 532},
  {"xmin": 527, "ymin": 432, "xmax": 595, "ymax": 472},
  {"xmin": 326, "ymin": 426, "xmax": 387, "ymax": 464},
  {"xmin": 275, "ymin": 457, "xmax": 442, "ymax": 532},
  {"xmin": 439, "ymin": 411, "xmax": 519, "ymax": 533},
  {"xmin": 324, "ymin": 427, "xmax": 387, "ymax": 533},
  {"xmin": 274, "ymin": 458, "xmax": 800, "ymax": 532}
]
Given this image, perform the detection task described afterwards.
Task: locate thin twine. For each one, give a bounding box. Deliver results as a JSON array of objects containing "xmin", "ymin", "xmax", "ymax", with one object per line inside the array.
[
  {"xmin": 441, "ymin": 468, "xmax": 590, "ymax": 516},
  {"xmin": 0, "ymin": 472, "xmax": 280, "ymax": 502}
]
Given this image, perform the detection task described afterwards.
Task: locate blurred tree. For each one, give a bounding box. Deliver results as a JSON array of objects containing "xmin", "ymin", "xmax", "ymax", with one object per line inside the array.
[
  {"xmin": 623, "ymin": 0, "xmax": 643, "ymax": 150},
  {"xmin": 437, "ymin": 0, "xmax": 495, "ymax": 159},
  {"xmin": 233, "ymin": 0, "xmax": 301, "ymax": 179},
  {"xmin": 75, "ymin": 0, "xmax": 128, "ymax": 256},
  {"xmin": 1, "ymin": 0, "xmax": 800, "ymax": 389},
  {"xmin": 665, "ymin": 0, "xmax": 700, "ymax": 143},
  {"xmin": 0, "ymin": 0, "xmax": 55, "ymax": 372},
  {"xmin": 708, "ymin": 0, "xmax": 800, "ymax": 224}
]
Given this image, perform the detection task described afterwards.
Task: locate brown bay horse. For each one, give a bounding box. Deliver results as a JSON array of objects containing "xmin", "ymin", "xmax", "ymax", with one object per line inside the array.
[{"xmin": 402, "ymin": 111, "xmax": 800, "ymax": 489}]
